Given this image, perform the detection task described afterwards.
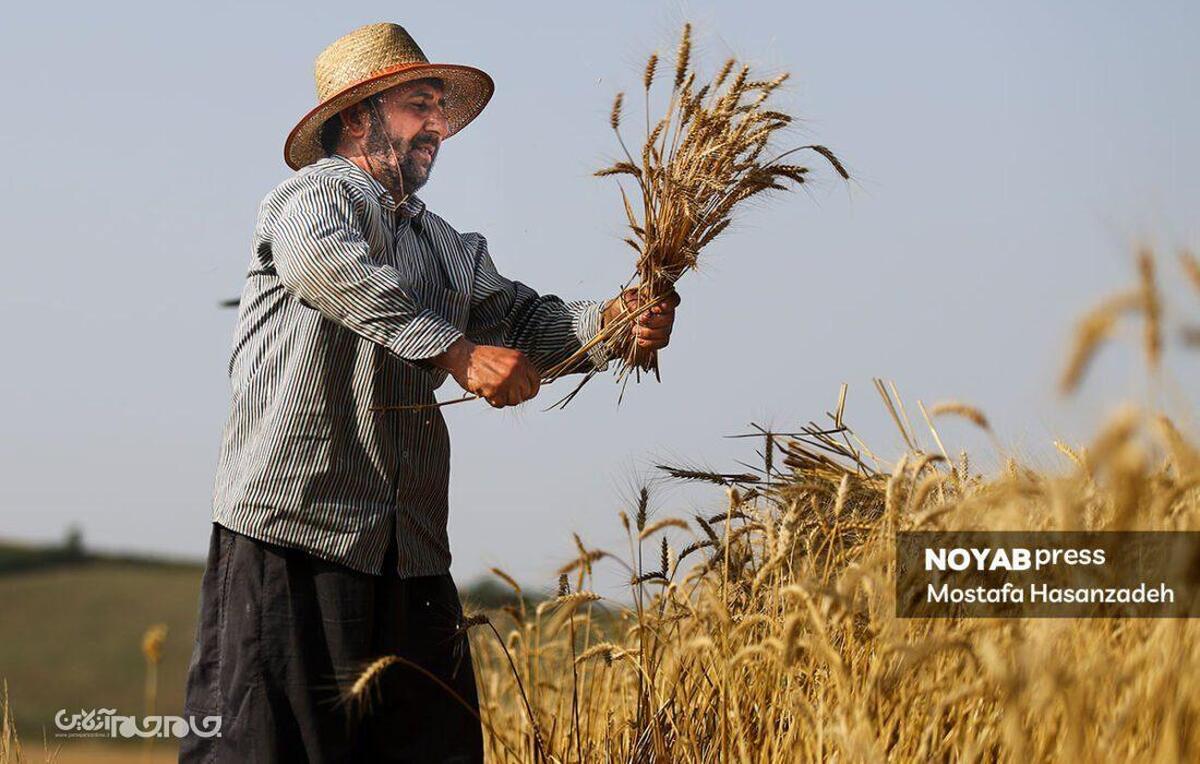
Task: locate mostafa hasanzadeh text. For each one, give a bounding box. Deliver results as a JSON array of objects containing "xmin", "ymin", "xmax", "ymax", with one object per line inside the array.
[{"xmin": 922, "ymin": 546, "xmax": 1175, "ymax": 606}]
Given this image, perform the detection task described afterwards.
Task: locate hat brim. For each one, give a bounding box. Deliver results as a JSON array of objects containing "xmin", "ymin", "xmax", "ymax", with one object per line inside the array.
[{"xmin": 284, "ymin": 62, "xmax": 494, "ymax": 170}]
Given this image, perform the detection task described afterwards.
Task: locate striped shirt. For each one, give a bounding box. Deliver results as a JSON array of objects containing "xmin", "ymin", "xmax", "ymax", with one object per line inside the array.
[{"xmin": 212, "ymin": 154, "xmax": 610, "ymax": 577}]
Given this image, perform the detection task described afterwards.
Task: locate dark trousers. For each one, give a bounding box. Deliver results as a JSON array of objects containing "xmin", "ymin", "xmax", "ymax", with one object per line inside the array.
[{"xmin": 179, "ymin": 521, "xmax": 484, "ymax": 763}]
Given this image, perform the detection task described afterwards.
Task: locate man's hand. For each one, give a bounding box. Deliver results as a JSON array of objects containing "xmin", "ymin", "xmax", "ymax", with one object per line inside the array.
[
  {"xmin": 432, "ymin": 338, "xmax": 541, "ymax": 408},
  {"xmin": 602, "ymin": 288, "xmax": 681, "ymax": 360}
]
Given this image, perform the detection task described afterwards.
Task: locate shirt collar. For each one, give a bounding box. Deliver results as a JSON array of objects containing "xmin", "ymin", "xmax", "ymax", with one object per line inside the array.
[{"xmin": 330, "ymin": 154, "xmax": 427, "ymax": 230}]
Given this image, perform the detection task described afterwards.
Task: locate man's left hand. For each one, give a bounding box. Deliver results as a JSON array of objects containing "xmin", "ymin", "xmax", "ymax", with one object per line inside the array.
[{"xmin": 602, "ymin": 287, "xmax": 681, "ymax": 352}]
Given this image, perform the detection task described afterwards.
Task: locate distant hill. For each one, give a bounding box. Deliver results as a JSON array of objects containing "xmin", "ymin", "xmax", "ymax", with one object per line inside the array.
[{"xmin": 0, "ymin": 533, "xmax": 202, "ymax": 576}]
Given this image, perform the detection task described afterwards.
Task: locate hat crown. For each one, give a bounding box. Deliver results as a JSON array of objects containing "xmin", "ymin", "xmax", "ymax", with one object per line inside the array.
[{"xmin": 313, "ymin": 23, "xmax": 430, "ymax": 102}]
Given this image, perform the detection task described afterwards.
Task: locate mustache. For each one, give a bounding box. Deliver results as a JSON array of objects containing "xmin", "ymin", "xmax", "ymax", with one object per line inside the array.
[{"xmin": 409, "ymin": 135, "xmax": 439, "ymax": 156}]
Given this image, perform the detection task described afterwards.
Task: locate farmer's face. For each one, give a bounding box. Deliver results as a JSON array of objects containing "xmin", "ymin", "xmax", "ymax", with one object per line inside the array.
[{"xmin": 356, "ymin": 79, "xmax": 449, "ymax": 195}]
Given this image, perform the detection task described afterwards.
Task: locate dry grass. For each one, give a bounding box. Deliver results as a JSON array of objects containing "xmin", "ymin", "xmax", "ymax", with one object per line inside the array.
[
  {"xmin": 462, "ymin": 411, "xmax": 1200, "ymax": 762},
  {"xmin": 459, "ymin": 246, "xmax": 1200, "ymax": 762}
]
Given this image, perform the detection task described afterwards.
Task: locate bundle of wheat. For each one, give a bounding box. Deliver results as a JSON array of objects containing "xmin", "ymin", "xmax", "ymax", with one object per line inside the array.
[{"xmin": 543, "ymin": 22, "xmax": 849, "ymax": 403}]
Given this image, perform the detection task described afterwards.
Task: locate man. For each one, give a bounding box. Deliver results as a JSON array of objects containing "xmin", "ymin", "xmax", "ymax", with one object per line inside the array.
[{"xmin": 179, "ymin": 22, "xmax": 678, "ymax": 763}]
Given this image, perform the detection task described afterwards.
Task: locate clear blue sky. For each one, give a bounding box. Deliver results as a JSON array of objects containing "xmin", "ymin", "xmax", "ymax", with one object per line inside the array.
[{"xmin": 2, "ymin": 1, "xmax": 1197, "ymax": 594}]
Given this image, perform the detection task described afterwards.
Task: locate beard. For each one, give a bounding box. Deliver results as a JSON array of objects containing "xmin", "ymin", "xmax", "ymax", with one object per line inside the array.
[{"xmin": 364, "ymin": 120, "xmax": 438, "ymax": 198}]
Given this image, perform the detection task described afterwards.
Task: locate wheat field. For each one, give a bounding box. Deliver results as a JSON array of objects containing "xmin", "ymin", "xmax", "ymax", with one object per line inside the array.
[
  {"xmin": 457, "ymin": 417, "xmax": 1200, "ymax": 761},
  {"xmin": 453, "ymin": 248, "xmax": 1200, "ymax": 762}
]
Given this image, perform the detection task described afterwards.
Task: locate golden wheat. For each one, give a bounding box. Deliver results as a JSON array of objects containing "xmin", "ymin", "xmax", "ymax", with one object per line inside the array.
[{"xmin": 462, "ymin": 247, "xmax": 1200, "ymax": 763}]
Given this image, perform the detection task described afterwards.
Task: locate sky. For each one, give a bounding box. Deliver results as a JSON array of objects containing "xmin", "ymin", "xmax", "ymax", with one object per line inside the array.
[{"xmin": 1, "ymin": 0, "xmax": 1197, "ymax": 595}]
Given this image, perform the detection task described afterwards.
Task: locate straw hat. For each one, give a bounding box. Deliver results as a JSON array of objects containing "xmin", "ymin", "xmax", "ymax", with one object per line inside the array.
[{"xmin": 284, "ymin": 23, "xmax": 494, "ymax": 170}]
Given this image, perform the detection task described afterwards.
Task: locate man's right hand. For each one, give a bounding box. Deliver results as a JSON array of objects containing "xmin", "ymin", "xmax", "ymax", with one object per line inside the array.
[{"xmin": 432, "ymin": 338, "xmax": 541, "ymax": 408}]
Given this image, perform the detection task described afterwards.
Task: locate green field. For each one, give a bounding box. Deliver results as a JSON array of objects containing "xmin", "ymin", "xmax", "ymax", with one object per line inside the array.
[{"xmin": 0, "ymin": 554, "xmax": 202, "ymax": 744}]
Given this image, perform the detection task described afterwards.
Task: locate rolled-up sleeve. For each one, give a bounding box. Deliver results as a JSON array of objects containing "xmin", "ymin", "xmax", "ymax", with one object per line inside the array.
[
  {"xmin": 462, "ymin": 233, "xmax": 611, "ymax": 375},
  {"xmin": 269, "ymin": 174, "xmax": 464, "ymax": 361}
]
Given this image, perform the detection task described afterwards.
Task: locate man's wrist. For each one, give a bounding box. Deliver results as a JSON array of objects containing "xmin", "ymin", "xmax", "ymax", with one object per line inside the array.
[{"xmin": 430, "ymin": 337, "xmax": 476, "ymax": 376}]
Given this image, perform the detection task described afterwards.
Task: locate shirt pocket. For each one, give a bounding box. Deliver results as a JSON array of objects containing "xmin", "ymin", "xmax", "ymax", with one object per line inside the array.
[{"xmin": 274, "ymin": 412, "xmax": 334, "ymax": 476}]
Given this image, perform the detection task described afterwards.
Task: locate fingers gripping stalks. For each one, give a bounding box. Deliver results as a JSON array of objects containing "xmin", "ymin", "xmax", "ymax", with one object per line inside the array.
[
  {"xmin": 599, "ymin": 287, "xmax": 682, "ymax": 368},
  {"xmin": 443, "ymin": 340, "xmax": 541, "ymax": 409}
]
